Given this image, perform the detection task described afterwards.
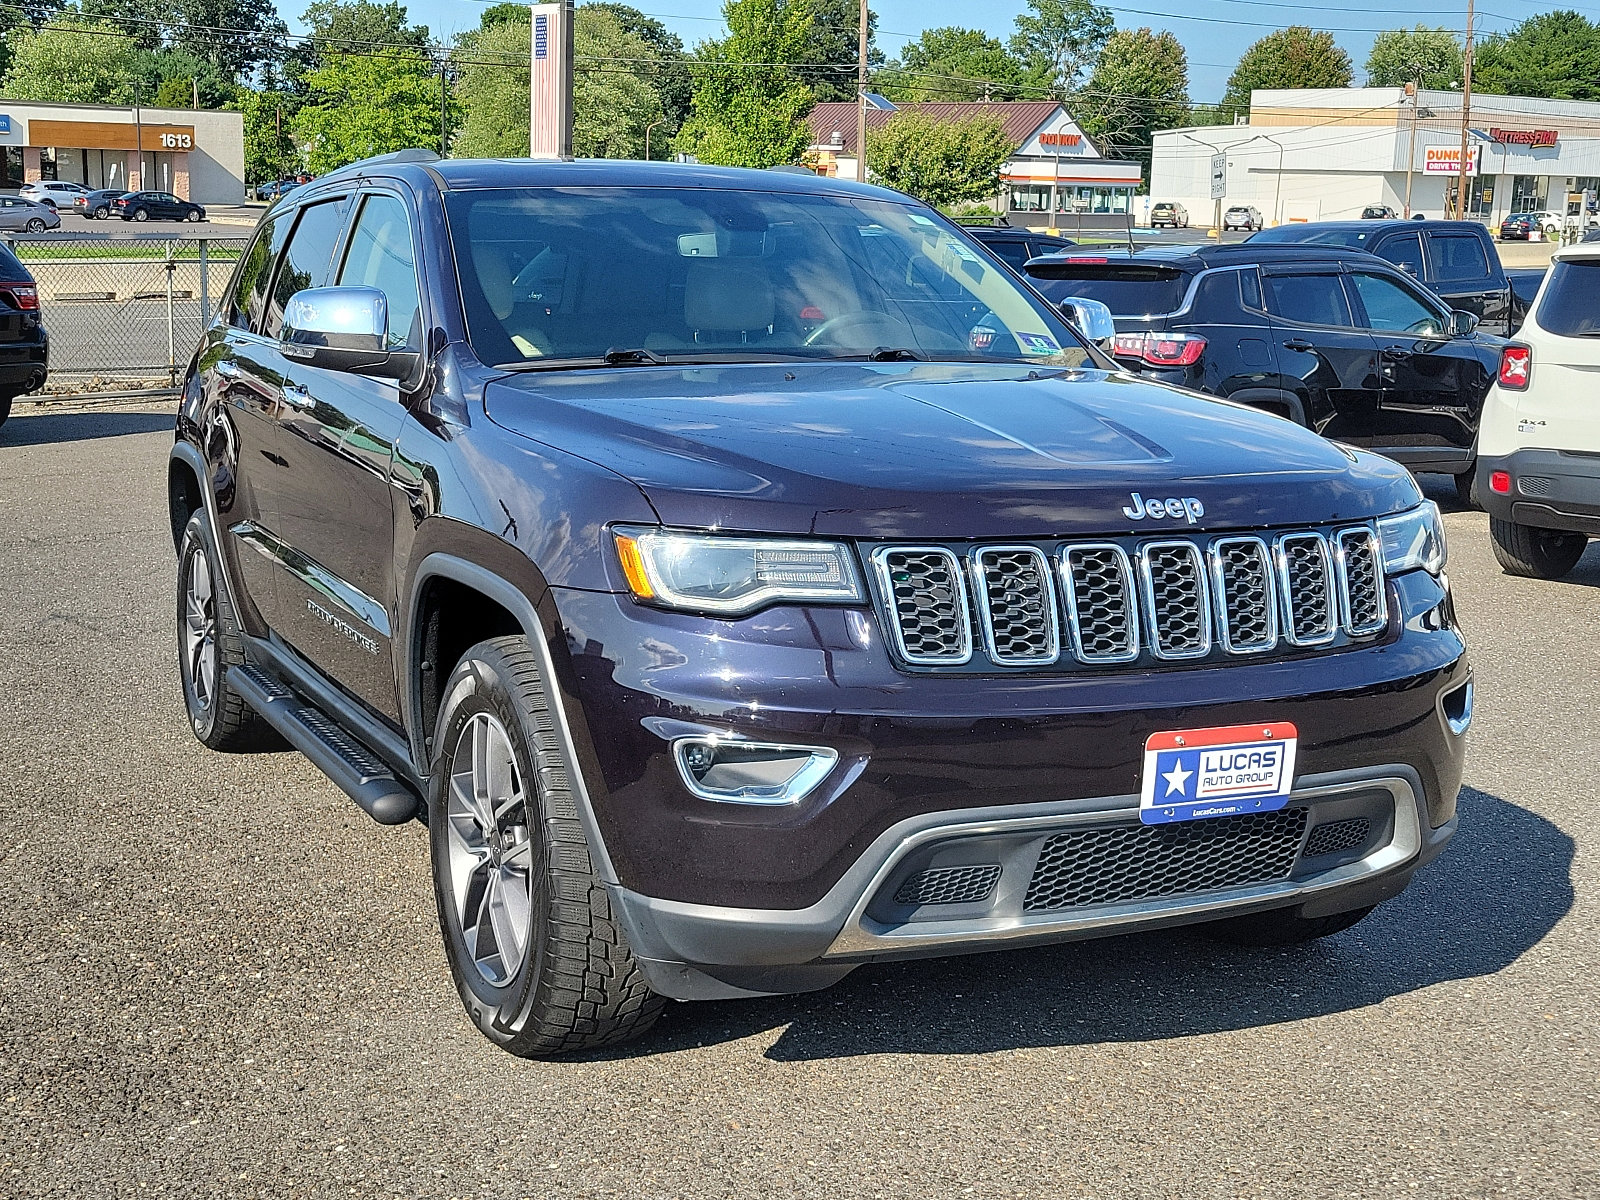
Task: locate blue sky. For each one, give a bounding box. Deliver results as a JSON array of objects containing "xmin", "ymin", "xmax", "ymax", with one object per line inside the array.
[{"xmin": 319, "ymin": 0, "xmax": 1522, "ymax": 102}]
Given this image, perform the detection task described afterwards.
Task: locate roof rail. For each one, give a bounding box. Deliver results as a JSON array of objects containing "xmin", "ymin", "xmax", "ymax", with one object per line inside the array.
[{"xmin": 321, "ymin": 148, "xmax": 442, "ymax": 178}]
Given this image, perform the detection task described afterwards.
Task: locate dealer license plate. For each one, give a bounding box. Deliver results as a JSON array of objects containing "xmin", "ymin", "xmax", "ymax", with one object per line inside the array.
[{"xmin": 1139, "ymin": 723, "xmax": 1298, "ymax": 825}]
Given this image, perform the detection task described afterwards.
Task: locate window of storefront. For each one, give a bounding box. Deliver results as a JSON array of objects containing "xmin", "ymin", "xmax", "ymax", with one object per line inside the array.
[
  {"xmin": 1511, "ymin": 175, "xmax": 1548, "ymax": 213},
  {"xmin": 38, "ymin": 147, "xmax": 57, "ymax": 181},
  {"xmin": 1009, "ymin": 184, "xmax": 1051, "ymax": 212},
  {"xmin": 1446, "ymin": 176, "xmax": 1495, "ymax": 218},
  {"xmin": 1009, "ymin": 183, "xmax": 1134, "ymax": 214},
  {"xmin": 1, "ymin": 148, "xmax": 21, "ymax": 190}
]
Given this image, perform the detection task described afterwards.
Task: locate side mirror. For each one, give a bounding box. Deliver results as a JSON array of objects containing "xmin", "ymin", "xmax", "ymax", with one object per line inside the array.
[
  {"xmin": 1449, "ymin": 309, "xmax": 1479, "ymax": 337},
  {"xmin": 280, "ymin": 286, "xmax": 420, "ymax": 381},
  {"xmin": 1057, "ymin": 296, "xmax": 1116, "ymax": 345}
]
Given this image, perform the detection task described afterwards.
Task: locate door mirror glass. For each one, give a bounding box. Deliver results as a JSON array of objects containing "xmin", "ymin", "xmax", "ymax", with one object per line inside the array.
[
  {"xmin": 1449, "ymin": 309, "xmax": 1480, "ymax": 337},
  {"xmin": 281, "ymin": 285, "xmax": 419, "ymax": 379}
]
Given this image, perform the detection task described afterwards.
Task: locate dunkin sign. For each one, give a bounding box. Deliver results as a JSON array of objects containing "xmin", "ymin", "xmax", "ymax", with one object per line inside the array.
[{"xmin": 1424, "ymin": 145, "xmax": 1482, "ymax": 174}]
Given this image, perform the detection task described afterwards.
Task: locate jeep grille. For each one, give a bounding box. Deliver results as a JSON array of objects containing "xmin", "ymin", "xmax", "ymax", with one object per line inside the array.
[{"xmin": 868, "ymin": 526, "xmax": 1388, "ymax": 671}]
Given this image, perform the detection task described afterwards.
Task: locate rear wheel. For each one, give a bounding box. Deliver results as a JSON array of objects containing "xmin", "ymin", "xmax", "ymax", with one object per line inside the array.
[
  {"xmin": 133, "ymin": 208, "xmax": 149, "ymax": 222},
  {"xmin": 1490, "ymin": 517, "xmax": 1588, "ymax": 579},
  {"xmin": 93, "ymin": 205, "xmax": 108, "ymax": 219},
  {"xmin": 430, "ymin": 635, "xmax": 664, "ymax": 1057},
  {"xmin": 1207, "ymin": 904, "xmax": 1375, "ymax": 946}
]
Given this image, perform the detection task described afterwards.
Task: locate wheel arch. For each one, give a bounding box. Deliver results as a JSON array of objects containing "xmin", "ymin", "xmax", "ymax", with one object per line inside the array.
[
  {"xmin": 168, "ymin": 440, "xmax": 207, "ymax": 553},
  {"xmin": 1222, "ymin": 386, "xmax": 1310, "ymax": 427}
]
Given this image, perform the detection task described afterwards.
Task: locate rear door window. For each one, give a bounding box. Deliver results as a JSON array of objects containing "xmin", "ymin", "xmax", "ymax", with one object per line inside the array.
[
  {"xmin": 1375, "ymin": 232, "xmax": 1425, "ymax": 277},
  {"xmin": 1265, "ymin": 271, "xmax": 1355, "ymax": 327},
  {"xmin": 1534, "ymin": 259, "xmax": 1600, "ymax": 336},
  {"xmin": 262, "ymin": 198, "xmax": 351, "ymax": 339},
  {"xmin": 1428, "ymin": 234, "xmax": 1491, "ymax": 284},
  {"xmin": 1025, "ymin": 263, "xmax": 1190, "ymax": 315}
]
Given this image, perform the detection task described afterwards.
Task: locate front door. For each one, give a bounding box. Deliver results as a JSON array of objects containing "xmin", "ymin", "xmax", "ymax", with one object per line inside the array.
[
  {"xmin": 1261, "ymin": 265, "xmax": 1384, "ymax": 440},
  {"xmin": 268, "ymin": 191, "xmax": 423, "ymax": 722},
  {"xmin": 1346, "ymin": 268, "xmax": 1486, "ymax": 469}
]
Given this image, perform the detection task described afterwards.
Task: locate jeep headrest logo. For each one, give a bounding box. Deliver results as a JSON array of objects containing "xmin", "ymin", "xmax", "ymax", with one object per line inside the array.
[{"xmin": 1122, "ymin": 492, "xmax": 1205, "ymax": 523}]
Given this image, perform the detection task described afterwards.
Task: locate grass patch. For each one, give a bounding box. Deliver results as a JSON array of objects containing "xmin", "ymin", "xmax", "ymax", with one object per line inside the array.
[{"xmin": 4, "ymin": 241, "xmax": 245, "ymax": 263}]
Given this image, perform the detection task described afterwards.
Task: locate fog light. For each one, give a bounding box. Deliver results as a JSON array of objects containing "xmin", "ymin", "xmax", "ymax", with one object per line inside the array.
[
  {"xmin": 672, "ymin": 737, "xmax": 838, "ymax": 805},
  {"xmin": 1490, "ymin": 470, "xmax": 1511, "ymax": 495}
]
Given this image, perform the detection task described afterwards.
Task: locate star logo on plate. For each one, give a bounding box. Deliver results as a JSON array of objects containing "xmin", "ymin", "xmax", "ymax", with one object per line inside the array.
[{"xmin": 1162, "ymin": 761, "xmax": 1193, "ymax": 797}]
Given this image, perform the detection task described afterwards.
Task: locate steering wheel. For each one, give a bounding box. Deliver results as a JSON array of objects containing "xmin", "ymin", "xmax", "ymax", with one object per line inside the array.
[{"xmin": 803, "ymin": 310, "xmax": 912, "ymax": 348}]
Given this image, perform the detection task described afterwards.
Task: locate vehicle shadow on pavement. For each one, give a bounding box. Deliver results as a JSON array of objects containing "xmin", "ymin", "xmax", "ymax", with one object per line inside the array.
[
  {"xmin": 0, "ymin": 408, "xmax": 173, "ymax": 447},
  {"xmin": 625, "ymin": 786, "xmax": 1573, "ymax": 1060}
]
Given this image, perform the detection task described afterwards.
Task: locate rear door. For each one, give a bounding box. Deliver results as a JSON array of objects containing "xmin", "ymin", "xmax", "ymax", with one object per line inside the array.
[
  {"xmin": 1425, "ymin": 231, "xmax": 1510, "ymax": 335},
  {"xmin": 1260, "ymin": 264, "xmax": 1384, "ymax": 440},
  {"xmin": 1346, "ymin": 266, "xmax": 1486, "ymax": 467},
  {"xmin": 1519, "ymin": 258, "xmax": 1600, "ymax": 454}
]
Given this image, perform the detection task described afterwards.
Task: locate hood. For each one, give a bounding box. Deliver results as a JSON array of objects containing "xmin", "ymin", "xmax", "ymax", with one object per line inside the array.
[{"xmin": 483, "ymin": 362, "xmax": 1419, "ymax": 539}]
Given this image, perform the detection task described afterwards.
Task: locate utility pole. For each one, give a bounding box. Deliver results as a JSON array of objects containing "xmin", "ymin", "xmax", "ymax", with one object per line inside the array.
[
  {"xmin": 439, "ymin": 58, "xmax": 448, "ymax": 156},
  {"xmin": 1404, "ymin": 79, "xmax": 1420, "ymax": 218},
  {"xmin": 855, "ymin": 0, "xmax": 868, "ymax": 182},
  {"xmin": 1455, "ymin": 0, "xmax": 1476, "ymax": 219}
]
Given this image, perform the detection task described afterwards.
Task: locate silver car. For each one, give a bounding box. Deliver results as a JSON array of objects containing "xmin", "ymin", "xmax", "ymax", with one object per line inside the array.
[
  {"xmin": 0, "ymin": 196, "xmax": 61, "ymax": 232},
  {"xmin": 19, "ymin": 180, "xmax": 89, "ymax": 210}
]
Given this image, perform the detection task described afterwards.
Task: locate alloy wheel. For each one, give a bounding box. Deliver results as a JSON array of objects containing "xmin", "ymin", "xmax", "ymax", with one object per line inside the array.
[
  {"xmin": 182, "ymin": 546, "xmax": 218, "ymax": 711},
  {"xmin": 444, "ymin": 712, "xmax": 536, "ymax": 986}
]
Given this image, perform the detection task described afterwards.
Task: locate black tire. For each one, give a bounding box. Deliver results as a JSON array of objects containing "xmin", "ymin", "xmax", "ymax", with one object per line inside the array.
[
  {"xmin": 24, "ymin": 218, "xmax": 44, "ymax": 232},
  {"xmin": 176, "ymin": 511, "xmax": 283, "ymax": 752},
  {"xmin": 1455, "ymin": 466, "xmax": 1481, "ymax": 510},
  {"xmin": 1489, "ymin": 517, "xmax": 1587, "ymax": 579},
  {"xmin": 187, "ymin": 209, "xmax": 202, "ymax": 222},
  {"xmin": 93, "ymin": 206, "xmax": 108, "ymax": 219},
  {"xmin": 133, "ymin": 208, "xmax": 149, "ymax": 222},
  {"xmin": 0, "ymin": 393, "xmax": 12, "ymax": 430},
  {"xmin": 429, "ymin": 635, "xmax": 664, "ymax": 1057},
  {"xmin": 1206, "ymin": 904, "xmax": 1375, "ymax": 946}
]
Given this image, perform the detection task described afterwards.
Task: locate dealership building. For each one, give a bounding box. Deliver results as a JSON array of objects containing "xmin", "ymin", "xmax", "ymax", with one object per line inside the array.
[
  {"xmin": 0, "ymin": 99, "xmax": 245, "ymax": 203},
  {"xmin": 1151, "ymin": 87, "xmax": 1600, "ymax": 227}
]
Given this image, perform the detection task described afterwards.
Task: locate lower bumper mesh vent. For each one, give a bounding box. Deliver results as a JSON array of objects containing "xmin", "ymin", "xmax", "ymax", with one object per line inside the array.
[
  {"xmin": 894, "ymin": 864, "xmax": 1002, "ymax": 905},
  {"xmin": 1023, "ymin": 808, "xmax": 1308, "ymax": 911},
  {"xmin": 1303, "ymin": 817, "xmax": 1371, "ymax": 858}
]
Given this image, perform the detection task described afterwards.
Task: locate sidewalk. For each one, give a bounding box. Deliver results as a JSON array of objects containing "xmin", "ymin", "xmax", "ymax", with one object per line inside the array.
[{"xmin": 203, "ymin": 202, "xmax": 268, "ymax": 228}]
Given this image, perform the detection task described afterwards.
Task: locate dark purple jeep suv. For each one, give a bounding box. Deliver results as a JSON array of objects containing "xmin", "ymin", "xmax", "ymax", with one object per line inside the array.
[{"xmin": 169, "ymin": 153, "xmax": 1470, "ymax": 1057}]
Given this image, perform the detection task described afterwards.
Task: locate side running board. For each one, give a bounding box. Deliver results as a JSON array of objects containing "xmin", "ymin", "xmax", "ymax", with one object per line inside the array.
[{"xmin": 232, "ymin": 665, "xmax": 421, "ymax": 825}]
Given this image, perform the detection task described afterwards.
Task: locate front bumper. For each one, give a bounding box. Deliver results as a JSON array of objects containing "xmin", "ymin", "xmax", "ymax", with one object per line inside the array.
[{"xmin": 1479, "ymin": 448, "xmax": 1600, "ymax": 536}]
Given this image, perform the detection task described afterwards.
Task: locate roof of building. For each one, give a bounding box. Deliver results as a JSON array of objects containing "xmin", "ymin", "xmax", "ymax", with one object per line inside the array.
[{"xmin": 807, "ymin": 101, "xmax": 1064, "ymax": 155}]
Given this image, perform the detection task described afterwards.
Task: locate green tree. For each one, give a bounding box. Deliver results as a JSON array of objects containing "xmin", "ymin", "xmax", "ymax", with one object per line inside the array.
[
  {"xmin": 583, "ymin": 3, "xmax": 693, "ymax": 132},
  {"xmin": 1473, "ymin": 11, "xmax": 1600, "ymax": 101},
  {"xmin": 451, "ymin": 14, "xmax": 530, "ymax": 157},
  {"xmin": 1364, "ymin": 26, "xmax": 1463, "ymax": 89},
  {"xmin": 170, "ymin": 0, "xmax": 288, "ymax": 80},
  {"xmin": 866, "ymin": 111, "xmax": 1015, "ymax": 207},
  {"xmin": 0, "ymin": 1, "xmax": 63, "ymax": 79},
  {"xmin": 789, "ymin": 0, "xmax": 880, "ymax": 102},
  {"xmin": 1008, "ymin": 0, "xmax": 1114, "ymax": 97},
  {"xmin": 235, "ymin": 86, "xmax": 299, "ymax": 182},
  {"xmin": 289, "ymin": 0, "xmax": 431, "ymax": 89},
  {"xmin": 0, "ymin": 17, "xmax": 143, "ymax": 104},
  {"xmin": 1075, "ymin": 28, "xmax": 1188, "ymax": 180},
  {"xmin": 292, "ymin": 46, "xmax": 438, "ymax": 173},
  {"xmin": 137, "ymin": 47, "xmax": 240, "ymax": 108},
  {"xmin": 475, "ymin": 2, "xmax": 528, "ymax": 30},
  {"xmin": 879, "ymin": 26, "xmax": 1027, "ymax": 101},
  {"xmin": 676, "ymin": 0, "xmax": 815, "ymax": 169},
  {"xmin": 1214, "ymin": 26, "xmax": 1354, "ymax": 124}
]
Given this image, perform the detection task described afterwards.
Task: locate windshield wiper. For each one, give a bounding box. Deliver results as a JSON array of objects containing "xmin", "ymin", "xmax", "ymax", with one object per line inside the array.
[
  {"xmin": 865, "ymin": 346, "xmax": 925, "ymax": 361},
  {"xmin": 602, "ymin": 346, "xmax": 666, "ymax": 366}
]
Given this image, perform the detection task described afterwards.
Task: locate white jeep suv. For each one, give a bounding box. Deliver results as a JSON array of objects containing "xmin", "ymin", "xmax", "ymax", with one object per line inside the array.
[{"xmin": 1476, "ymin": 243, "xmax": 1600, "ymax": 578}]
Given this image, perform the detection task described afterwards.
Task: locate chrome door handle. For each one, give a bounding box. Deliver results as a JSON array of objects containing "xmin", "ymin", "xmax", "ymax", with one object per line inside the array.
[
  {"xmin": 215, "ymin": 360, "xmax": 242, "ymax": 379},
  {"xmin": 281, "ymin": 384, "xmax": 313, "ymax": 409},
  {"xmin": 1282, "ymin": 338, "xmax": 1313, "ymax": 352}
]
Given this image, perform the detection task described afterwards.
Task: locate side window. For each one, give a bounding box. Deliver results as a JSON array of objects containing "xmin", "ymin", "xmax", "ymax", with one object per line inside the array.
[
  {"xmin": 230, "ymin": 215, "xmax": 285, "ymax": 332},
  {"xmin": 262, "ymin": 199, "xmax": 350, "ymax": 340},
  {"xmin": 1265, "ymin": 272, "xmax": 1354, "ymax": 328},
  {"xmin": 1375, "ymin": 232, "xmax": 1424, "ymax": 277},
  {"xmin": 1429, "ymin": 234, "xmax": 1491, "ymax": 283},
  {"xmin": 1239, "ymin": 267, "xmax": 1264, "ymax": 310},
  {"xmin": 336, "ymin": 193, "xmax": 423, "ymax": 350},
  {"xmin": 1348, "ymin": 272, "xmax": 1447, "ymax": 335},
  {"xmin": 985, "ymin": 239, "xmax": 1029, "ymax": 268}
]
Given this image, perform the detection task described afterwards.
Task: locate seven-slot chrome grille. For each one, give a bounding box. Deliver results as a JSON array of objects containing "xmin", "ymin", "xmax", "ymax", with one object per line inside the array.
[{"xmin": 868, "ymin": 526, "xmax": 1388, "ymax": 670}]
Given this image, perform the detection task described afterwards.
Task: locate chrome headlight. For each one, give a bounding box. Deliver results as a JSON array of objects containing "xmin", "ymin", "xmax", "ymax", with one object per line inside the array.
[
  {"xmin": 1376, "ymin": 501, "xmax": 1447, "ymax": 576},
  {"xmin": 613, "ymin": 527, "xmax": 865, "ymax": 616}
]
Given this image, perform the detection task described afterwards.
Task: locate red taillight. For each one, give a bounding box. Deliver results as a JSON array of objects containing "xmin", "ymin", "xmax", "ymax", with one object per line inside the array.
[
  {"xmin": 0, "ymin": 283, "xmax": 38, "ymax": 310},
  {"xmin": 1112, "ymin": 331, "xmax": 1207, "ymax": 367},
  {"xmin": 1490, "ymin": 470, "xmax": 1511, "ymax": 494},
  {"xmin": 1499, "ymin": 344, "xmax": 1531, "ymax": 389}
]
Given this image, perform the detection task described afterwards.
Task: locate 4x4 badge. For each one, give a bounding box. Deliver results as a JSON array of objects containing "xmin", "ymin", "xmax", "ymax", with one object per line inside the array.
[{"xmin": 1123, "ymin": 492, "xmax": 1205, "ymax": 524}]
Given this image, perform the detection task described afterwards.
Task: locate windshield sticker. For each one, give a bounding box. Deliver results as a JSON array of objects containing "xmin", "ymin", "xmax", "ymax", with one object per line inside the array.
[
  {"xmin": 908, "ymin": 213, "xmax": 935, "ymax": 225},
  {"xmin": 1017, "ymin": 332, "xmax": 1062, "ymax": 355}
]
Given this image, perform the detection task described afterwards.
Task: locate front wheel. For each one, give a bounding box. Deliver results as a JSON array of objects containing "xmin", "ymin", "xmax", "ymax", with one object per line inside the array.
[
  {"xmin": 429, "ymin": 635, "xmax": 664, "ymax": 1057},
  {"xmin": 1490, "ymin": 517, "xmax": 1588, "ymax": 579},
  {"xmin": 187, "ymin": 209, "xmax": 202, "ymax": 222},
  {"xmin": 133, "ymin": 208, "xmax": 149, "ymax": 222}
]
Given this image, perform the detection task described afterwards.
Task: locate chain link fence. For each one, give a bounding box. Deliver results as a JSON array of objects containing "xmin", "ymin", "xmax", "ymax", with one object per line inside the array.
[{"xmin": 6, "ymin": 235, "xmax": 249, "ymax": 392}]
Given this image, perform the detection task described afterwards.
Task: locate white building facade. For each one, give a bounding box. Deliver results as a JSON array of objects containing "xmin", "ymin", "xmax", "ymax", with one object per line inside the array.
[{"xmin": 1151, "ymin": 88, "xmax": 1600, "ymax": 228}]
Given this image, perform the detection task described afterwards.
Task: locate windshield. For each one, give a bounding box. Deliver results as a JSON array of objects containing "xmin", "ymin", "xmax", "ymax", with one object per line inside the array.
[
  {"xmin": 1250, "ymin": 226, "xmax": 1370, "ymax": 249},
  {"xmin": 443, "ymin": 186, "xmax": 1092, "ymax": 369}
]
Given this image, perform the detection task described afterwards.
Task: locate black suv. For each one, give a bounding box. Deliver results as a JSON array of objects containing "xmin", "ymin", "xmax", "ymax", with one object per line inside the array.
[
  {"xmin": 962, "ymin": 224, "xmax": 1076, "ymax": 270},
  {"xmin": 0, "ymin": 242, "xmax": 48, "ymax": 428},
  {"xmin": 170, "ymin": 154, "xmax": 1469, "ymax": 1056},
  {"xmin": 1024, "ymin": 244, "xmax": 1503, "ymax": 502},
  {"xmin": 1249, "ymin": 220, "xmax": 1519, "ymax": 336}
]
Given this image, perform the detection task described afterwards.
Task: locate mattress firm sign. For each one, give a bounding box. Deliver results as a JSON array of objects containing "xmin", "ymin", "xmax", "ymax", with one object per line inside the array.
[{"xmin": 1424, "ymin": 145, "xmax": 1481, "ymax": 174}]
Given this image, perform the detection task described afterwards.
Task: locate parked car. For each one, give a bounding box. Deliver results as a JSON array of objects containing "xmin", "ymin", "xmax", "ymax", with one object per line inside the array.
[
  {"xmin": 1150, "ymin": 202, "xmax": 1188, "ymax": 228},
  {"xmin": 1500, "ymin": 213, "xmax": 1538, "ymax": 241},
  {"xmin": 19, "ymin": 181, "xmax": 90, "ymax": 210},
  {"xmin": 963, "ymin": 225, "xmax": 1076, "ymax": 270},
  {"xmin": 255, "ymin": 178, "xmax": 302, "ymax": 201},
  {"xmin": 1530, "ymin": 210, "xmax": 1565, "ymax": 237},
  {"xmin": 0, "ymin": 196, "xmax": 60, "ymax": 233},
  {"xmin": 1361, "ymin": 205, "xmax": 1398, "ymax": 220},
  {"xmin": 170, "ymin": 152, "xmax": 1467, "ymax": 1057},
  {"xmin": 1024, "ymin": 242, "xmax": 1503, "ymax": 504},
  {"xmin": 1477, "ymin": 243, "xmax": 1600, "ymax": 578},
  {"xmin": 0, "ymin": 240, "xmax": 48, "ymax": 431},
  {"xmin": 1506, "ymin": 267, "xmax": 1546, "ymax": 312},
  {"xmin": 115, "ymin": 191, "xmax": 205, "ymax": 222},
  {"xmin": 1249, "ymin": 219, "xmax": 1521, "ymax": 335},
  {"xmin": 76, "ymin": 189, "xmax": 130, "ymax": 220},
  {"xmin": 1223, "ymin": 205, "xmax": 1263, "ymax": 231}
]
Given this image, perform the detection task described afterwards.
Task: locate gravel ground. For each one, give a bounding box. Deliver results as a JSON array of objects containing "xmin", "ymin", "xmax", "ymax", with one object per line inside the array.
[{"xmin": 1, "ymin": 402, "xmax": 1596, "ymax": 1199}]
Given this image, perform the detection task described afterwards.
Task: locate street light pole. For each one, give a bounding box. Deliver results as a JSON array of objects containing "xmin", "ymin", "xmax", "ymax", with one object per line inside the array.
[
  {"xmin": 1183, "ymin": 132, "xmax": 1223, "ymax": 237},
  {"xmin": 1404, "ymin": 79, "xmax": 1420, "ymax": 218},
  {"xmin": 1244, "ymin": 132, "xmax": 1285, "ymax": 226},
  {"xmin": 644, "ymin": 116, "xmax": 664, "ymax": 161}
]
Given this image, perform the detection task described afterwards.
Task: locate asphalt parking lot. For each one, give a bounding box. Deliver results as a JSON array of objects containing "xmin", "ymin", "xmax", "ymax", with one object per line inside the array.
[{"xmin": 1, "ymin": 401, "xmax": 1596, "ymax": 1199}]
